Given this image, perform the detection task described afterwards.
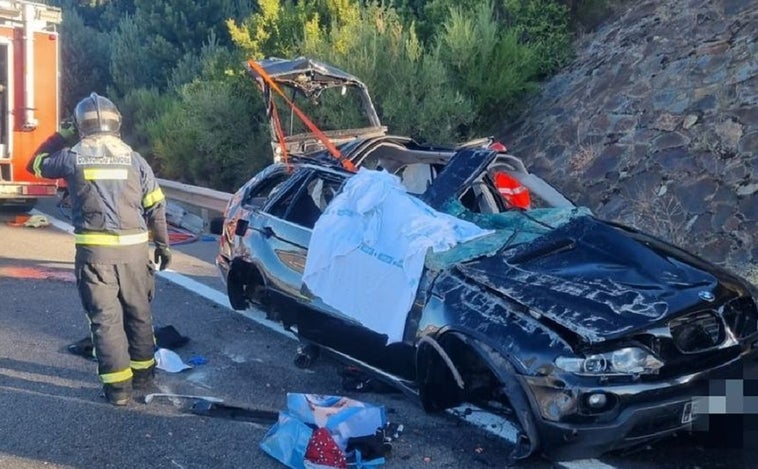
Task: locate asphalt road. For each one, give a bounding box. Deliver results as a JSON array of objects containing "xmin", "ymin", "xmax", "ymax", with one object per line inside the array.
[{"xmin": 0, "ymin": 200, "xmax": 756, "ymax": 469}]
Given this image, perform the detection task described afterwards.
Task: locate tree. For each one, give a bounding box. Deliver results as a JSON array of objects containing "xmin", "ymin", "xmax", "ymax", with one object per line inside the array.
[
  {"xmin": 149, "ymin": 77, "xmax": 269, "ymax": 191},
  {"xmin": 110, "ymin": 0, "xmax": 253, "ymax": 94},
  {"xmin": 58, "ymin": 6, "xmax": 112, "ymax": 113},
  {"xmin": 435, "ymin": 2, "xmax": 541, "ymax": 127}
]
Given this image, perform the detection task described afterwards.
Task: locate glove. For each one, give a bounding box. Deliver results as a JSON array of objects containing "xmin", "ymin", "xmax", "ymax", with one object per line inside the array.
[
  {"xmin": 154, "ymin": 247, "xmax": 172, "ymax": 271},
  {"xmin": 59, "ymin": 117, "xmax": 77, "ymax": 142}
]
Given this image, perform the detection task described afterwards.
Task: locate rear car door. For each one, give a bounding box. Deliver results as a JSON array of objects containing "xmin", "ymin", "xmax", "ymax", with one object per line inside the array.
[
  {"xmin": 259, "ymin": 168, "xmax": 416, "ymax": 374},
  {"xmin": 220, "ymin": 164, "xmax": 293, "ymax": 266},
  {"xmin": 252, "ymin": 168, "xmax": 343, "ymax": 300}
]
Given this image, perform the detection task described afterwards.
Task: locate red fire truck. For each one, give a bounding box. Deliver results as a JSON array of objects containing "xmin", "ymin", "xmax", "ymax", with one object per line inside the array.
[{"xmin": 0, "ymin": 0, "xmax": 61, "ymax": 211}]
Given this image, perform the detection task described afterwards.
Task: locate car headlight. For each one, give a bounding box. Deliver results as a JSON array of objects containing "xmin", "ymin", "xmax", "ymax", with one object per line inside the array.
[{"xmin": 555, "ymin": 347, "xmax": 664, "ymax": 376}]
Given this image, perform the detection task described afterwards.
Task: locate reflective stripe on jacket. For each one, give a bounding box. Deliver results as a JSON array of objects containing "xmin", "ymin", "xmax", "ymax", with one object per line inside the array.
[{"xmin": 29, "ymin": 134, "xmax": 169, "ymax": 252}]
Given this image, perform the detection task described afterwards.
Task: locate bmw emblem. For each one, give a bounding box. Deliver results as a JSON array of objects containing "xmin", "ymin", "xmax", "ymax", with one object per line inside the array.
[{"xmin": 698, "ymin": 290, "xmax": 715, "ymax": 302}]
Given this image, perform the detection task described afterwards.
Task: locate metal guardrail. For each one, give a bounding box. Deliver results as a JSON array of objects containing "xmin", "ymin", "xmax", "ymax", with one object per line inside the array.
[
  {"xmin": 157, "ymin": 178, "xmax": 233, "ymax": 234},
  {"xmin": 158, "ymin": 178, "xmax": 232, "ymax": 216}
]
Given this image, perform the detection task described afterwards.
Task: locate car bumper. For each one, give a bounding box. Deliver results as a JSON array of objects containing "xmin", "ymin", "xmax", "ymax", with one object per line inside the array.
[{"xmin": 522, "ymin": 351, "xmax": 757, "ymax": 460}]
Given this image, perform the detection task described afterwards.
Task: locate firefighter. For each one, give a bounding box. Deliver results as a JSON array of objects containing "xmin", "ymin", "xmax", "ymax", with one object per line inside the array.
[{"xmin": 27, "ymin": 93, "xmax": 171, "ymax": 406}]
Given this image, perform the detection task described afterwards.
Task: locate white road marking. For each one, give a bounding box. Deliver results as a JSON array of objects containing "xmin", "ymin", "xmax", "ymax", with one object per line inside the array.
[
  {"xmin": 157, "ymin": 270, "xmax": 292, "ymax": 336},
  {"xmin": 559, "ymin": 461, "xmax": 619, "ymax": 469},
  {"xmin": 31, "ymin": 208, "xmax": 73, "ymax": 233},
  {"xmin": 40, "ymin": 210, "xmax": 615, "ymax": 468},
  {"xmin": 449, "ymin": 404, "xmax": 521, "ymax": 442}
]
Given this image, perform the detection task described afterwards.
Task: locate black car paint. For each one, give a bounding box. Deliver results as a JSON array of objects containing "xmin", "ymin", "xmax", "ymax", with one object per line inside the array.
[{"xmin": 455, "ymin": 216, "xmax": 719, "ymax": 344}]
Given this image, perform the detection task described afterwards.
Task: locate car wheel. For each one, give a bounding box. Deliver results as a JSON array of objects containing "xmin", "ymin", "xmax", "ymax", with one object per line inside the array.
[
  {"xmin": 417, "ymin": 334, "xmax": 540, "ymax": 460},
  {"xmin": 227, "ymin": 260, "xmax": 250, "ymax": 310}
]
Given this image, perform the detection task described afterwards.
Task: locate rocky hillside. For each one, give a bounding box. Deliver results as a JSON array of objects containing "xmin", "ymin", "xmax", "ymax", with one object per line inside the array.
[{"xmin": 501, "ymin": 0, "xmax": 757, "ymax": 275}]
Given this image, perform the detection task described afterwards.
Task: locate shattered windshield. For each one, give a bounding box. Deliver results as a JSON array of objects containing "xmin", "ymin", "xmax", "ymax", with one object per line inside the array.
[
  {"xmin": 273, "ymin": 85, "xmax": 375, "ymax": 137},
  {"xmin": 425, "ymin": 200, "xmax": 593, "ymax": 270}
]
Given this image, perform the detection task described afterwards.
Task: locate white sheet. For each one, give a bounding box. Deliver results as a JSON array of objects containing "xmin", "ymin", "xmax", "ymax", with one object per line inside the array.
[{"xmin": 302, "ymin": 168, "xmax": 490, "ymax": 343}]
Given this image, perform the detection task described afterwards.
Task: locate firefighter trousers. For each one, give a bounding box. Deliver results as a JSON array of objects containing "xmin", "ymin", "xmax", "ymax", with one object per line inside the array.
[{"xmin": 75, "ymin": 260, "xmax": 156, "ymax": 386}]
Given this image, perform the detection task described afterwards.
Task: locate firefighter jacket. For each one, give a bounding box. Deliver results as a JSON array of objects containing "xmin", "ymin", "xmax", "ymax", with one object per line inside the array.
[{"xmin": 28, "ymin": 132, "xmax": 169, "ymax": 263}]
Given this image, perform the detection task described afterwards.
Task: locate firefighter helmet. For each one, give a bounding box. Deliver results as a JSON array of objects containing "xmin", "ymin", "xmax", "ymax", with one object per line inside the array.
[{"xmin": 73, "ymin": 92, "xmax": 121, "ymax": 137}]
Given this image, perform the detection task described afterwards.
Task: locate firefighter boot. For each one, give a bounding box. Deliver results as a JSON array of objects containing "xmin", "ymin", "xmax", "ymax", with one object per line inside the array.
[
  {"xmin": 132, "ymin": 366, "xmax": 156, "ymax": 391},
  {"xmin": 103, "ymin": 381, "xmax": 132, "ymax": 406}
]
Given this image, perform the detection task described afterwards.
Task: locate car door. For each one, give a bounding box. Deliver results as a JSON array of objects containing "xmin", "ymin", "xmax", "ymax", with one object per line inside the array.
[
  {"xmin": 254, "ymin": 168, "xmax": 409, "ymax": 371},
  {"xmin": 250, "ymin": 168, "xmax": 328, "ymax": 299},
  {"xmin": 222, "ymin": 165, "xmax": 294, "ymax": 264}
]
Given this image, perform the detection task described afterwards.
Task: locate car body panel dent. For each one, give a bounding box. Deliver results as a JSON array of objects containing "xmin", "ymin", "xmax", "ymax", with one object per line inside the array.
[
  {"xmin": 455, "ymin": 216, "xmax": 722, "ymax": 344},
  {"xmin": 420, "ymin": 271, "xmax": 573, "ymax": 375}
]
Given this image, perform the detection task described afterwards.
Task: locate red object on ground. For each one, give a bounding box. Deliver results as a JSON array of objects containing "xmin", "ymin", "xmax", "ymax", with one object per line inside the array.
[{"xmin": 304, "ymin": 427, "xmax": 347, "ymax": 468}]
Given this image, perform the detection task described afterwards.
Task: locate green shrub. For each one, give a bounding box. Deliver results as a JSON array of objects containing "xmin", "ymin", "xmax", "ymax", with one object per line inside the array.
[
  {"xmin": 502, "ymin": 0, "xmax": 573, "ymax": 76},
  {"xmin": 305, "ymin": 3, "xmax": 476, "ymax": 144},
  {"xmin": 110, "ymin": 0, "xmax": 254, "ymax": 95},
  {"xmin": 149, "ymin": 78, "xmax": 270, "ymax": 191},
  {"xmin": 59, "ymin": 6, "xmax": 112, "ymax": 114},
  {"xmin": 228, "ymin": 0, "xmax": 319, "ymax": 59},
  {"xmin": 169, "ymin": 32, "xmax": 243, "ymax": 90},
  {"xmin": 436, "ymin": 2, "xmax": 540, "ymax": 129},
  {"xmin": 115, "ymin": 87, "xmax": 174, "ymax": 163}
]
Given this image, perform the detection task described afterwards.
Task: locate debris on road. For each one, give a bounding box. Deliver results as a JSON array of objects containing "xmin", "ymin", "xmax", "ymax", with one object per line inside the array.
[
  {"xmin": 67, "ymin": 325, "xmax": 190, "ymax": 361},
  {"xmin": 154, "ymin": 325, "xmax": 190, "ymax": 349},
  {"xmin": 339, "ymin": 366, "xmax": 399, "ymax": 394},
  {"xmin": 143, "ymin": 393, "xmax": 224, "ymax": 405},
  {"xmin": 155, "ymin": 347, "xmax": 192, "ymax": 373},
  {"xmin": 189, "ymin": 399, "xmax": 279, "ymax": 425},
  {"xmin": 6, "ymin": 214, "xmax": 50, "ymax": 228},
  {"xmin": 260, "ymin": 393, "xmax": 391, "ymax": 468}
]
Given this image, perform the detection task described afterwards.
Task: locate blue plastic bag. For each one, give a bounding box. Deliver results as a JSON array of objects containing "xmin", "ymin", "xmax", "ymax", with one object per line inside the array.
[
  {"xmin": 260, "ymin": 411, "xmax": 314, "ymax": 469},
  {"xmin": 259, "ymin": 394, "xmax": 387, "ymax": 468}
]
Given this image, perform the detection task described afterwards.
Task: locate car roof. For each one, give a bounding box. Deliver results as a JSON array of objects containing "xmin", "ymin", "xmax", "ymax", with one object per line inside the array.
[{"xmin": 250, "ymin": 57, "xmax": 368, "ymax": 92}]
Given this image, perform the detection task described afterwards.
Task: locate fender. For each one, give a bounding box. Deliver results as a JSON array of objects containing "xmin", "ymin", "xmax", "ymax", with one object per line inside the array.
[{"xmin": 433, "ymin": 331, "xmax": 540, "ymax": 461}]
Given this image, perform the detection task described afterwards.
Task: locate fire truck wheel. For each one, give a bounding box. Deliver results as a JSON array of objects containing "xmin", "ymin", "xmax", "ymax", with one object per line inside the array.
[{"xmin": 0, "ymin": 199, "xmax": 37, "ymax": 213}]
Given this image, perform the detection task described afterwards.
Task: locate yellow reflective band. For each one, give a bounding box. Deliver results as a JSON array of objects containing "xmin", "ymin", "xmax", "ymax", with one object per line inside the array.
[
  {"xmin": 83, "ymin": 168, "xmax": 128, "ymax": 180},
  {"xmin": 100, "ymin": 368, "xmax": 133, "ymax": 384},
  {"xmin": 130, "ymin": 358, "xmax": 156, "ymax": 370},
  {"xmin": 75, "ymin": 232, "xmax": 149, "ymax": 246},
  {"xmin": 143, "ymin": 188, "xmax": 165, "ymax": 208},
  {"xmin": 32, "ymin": 153, "xmax": 48, "ymax": 178}
]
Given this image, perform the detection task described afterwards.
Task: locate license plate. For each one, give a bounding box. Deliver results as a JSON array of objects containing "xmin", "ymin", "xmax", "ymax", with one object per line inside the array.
[{"xmin": 681, "ymin": 401, "xmax": 695, "ymax": 424}]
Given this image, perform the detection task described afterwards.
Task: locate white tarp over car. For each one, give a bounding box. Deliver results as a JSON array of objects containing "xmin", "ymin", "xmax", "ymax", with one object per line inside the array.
[{"xmin": 303, "ymin": 168, "xmax": 490, "ymax": 343}]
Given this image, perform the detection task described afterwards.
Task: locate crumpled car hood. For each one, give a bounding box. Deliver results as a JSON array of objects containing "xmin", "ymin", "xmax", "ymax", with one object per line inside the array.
[{"xmin": 455, "ymin": 216, "xmax": 718, "ymax": 344}]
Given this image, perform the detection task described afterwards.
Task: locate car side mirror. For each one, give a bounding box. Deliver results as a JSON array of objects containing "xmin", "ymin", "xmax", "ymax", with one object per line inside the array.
[{"xmin": 209, "ymin": 216, "xmax": 225, "ymax": 235}]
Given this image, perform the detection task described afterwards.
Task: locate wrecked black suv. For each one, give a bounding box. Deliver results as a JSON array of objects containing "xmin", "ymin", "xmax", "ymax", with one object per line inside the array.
[{"xmin": 212, "ymin": 58, "xmax": 758, "ymax": 461}]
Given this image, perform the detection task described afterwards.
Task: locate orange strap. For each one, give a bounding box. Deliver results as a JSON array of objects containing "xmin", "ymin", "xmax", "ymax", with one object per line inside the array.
[
  {"xmin": 247, "ymin": 59, "xmax": 356, "ymax": 172},
  {"xmin": 269, "ymin": 99, "xmax": 292, "ymax": 171}
]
